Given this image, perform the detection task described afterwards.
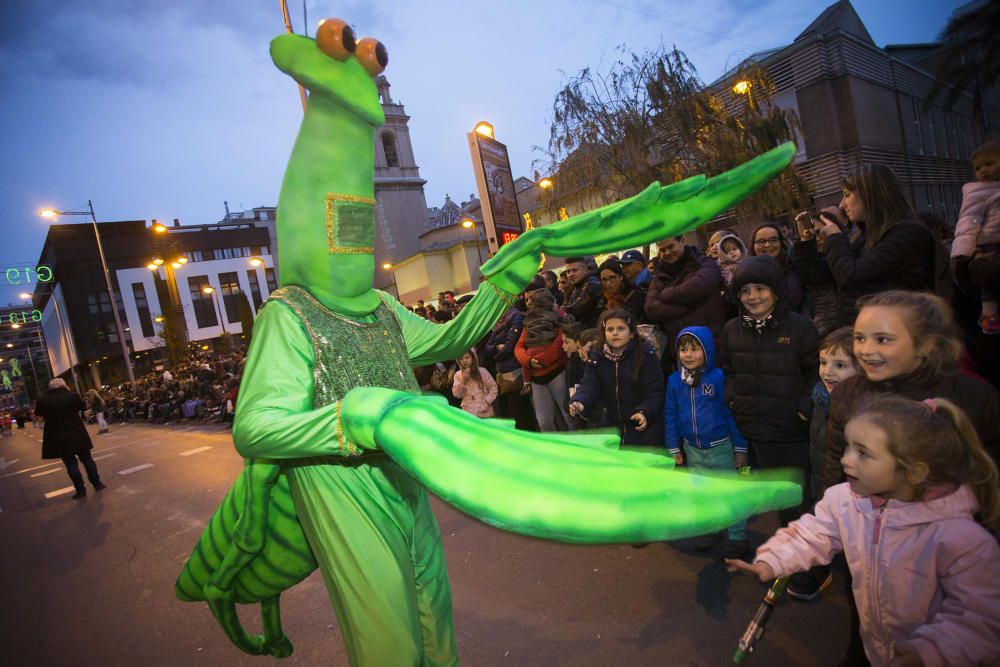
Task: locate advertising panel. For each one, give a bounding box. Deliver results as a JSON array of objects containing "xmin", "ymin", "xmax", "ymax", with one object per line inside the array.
[{"xmin": 468, "ymin": 131, "xmax": 524, "ymax": 254}]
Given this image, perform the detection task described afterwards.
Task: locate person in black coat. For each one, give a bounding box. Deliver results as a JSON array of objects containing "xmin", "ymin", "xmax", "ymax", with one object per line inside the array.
[
  {"xmin": 568, "ymin": 309, "xmax": 665, "ymax": 446},
  {"xmin": 816, "ymin": 164, "xmax": 935, "ymax": 324},
  {"xmin": 35, "ymin": 379, "xmax": 106, "ymax": 499},
  {"xmin": 720, "ymin": 256, "xmax": 819, "ymax": 525}
]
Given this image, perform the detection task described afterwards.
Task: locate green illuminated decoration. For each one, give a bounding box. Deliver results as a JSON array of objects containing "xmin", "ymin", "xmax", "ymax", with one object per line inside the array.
[
  {"xmin": 1, "ymin": 370, "xmax": 10, "ymax": 391},
  {"xmin": 6, "ymin": 310, "xmax": 41, "ymax": 325},
  {"xmin": 2, "ymin": 266, "xmax": 52, "ymax": 286},
  {"xmin": 9, "ymin": 359, "xmax": 21, "ymax": 377},
  {"xmin": 176, "ymin": 18, "xmax": 799, "ymax": 663}
]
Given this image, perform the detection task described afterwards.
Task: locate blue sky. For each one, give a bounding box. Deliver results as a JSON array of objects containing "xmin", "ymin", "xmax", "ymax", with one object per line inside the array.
[{"xmin": 0, "ymin": 0, "xmax": 966, "ymax": 304}]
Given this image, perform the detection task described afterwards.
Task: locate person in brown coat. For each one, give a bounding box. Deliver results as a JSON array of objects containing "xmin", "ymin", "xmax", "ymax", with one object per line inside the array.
[
  {"xmin": 644, "ymin": 235, "xmax": 725, "ymax": 364},
  {"xmin": 35, "ymin": 378, "xmax": 106, "ymax": 499}
]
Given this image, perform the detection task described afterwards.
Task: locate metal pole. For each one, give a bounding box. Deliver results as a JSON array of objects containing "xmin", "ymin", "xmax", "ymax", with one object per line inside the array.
[
  {"xmin": 280, "ymin": 0, "xmax": 308, "ymax": 112},
  {"xmin": 24, "ymin": 342, "xmax": 41, "ymax": 397},
  {"xmin": 51, "ymin": 293, "xmax": 81, "ymax": 395},
  {"xmin": 89, "ymin": 200, "xmax": 136, "ymax": 390}
]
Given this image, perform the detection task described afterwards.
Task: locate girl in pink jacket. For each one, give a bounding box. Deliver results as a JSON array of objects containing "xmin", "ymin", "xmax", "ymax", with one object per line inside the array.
[
  {"xmin": 451, "ymin": 349, "xmax": 498, "ymax": 418},
  {"xmin": 727, "ymin": 394, "xmax": 1000, "ymax": 667}
]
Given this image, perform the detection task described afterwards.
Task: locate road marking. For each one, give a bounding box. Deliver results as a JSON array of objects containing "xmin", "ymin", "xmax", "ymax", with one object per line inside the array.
[
  {"xmin": 45, "ymin": 486, "xmax": 76, "ymax": 499},
  {"xmin": 118, "ymin": 463, "xmax": 154, "ymax": 476},
  {"xmin": 0, "ymin": 457, "xmax": 18, "ymax": 470},
  {"xmin": 1, "ymin": 461, "xmax": 62, "ymax": 478},
  {"xmin": 179, "ymin": 446, "xmax": 212, "ymax": 456},
  {"xmin": 30, "ymin": 468, "xmax": 62, "ymax": 478},
  {"xmin": 92, "ymin": 453, "xmax": 117, "ymax": 461}
]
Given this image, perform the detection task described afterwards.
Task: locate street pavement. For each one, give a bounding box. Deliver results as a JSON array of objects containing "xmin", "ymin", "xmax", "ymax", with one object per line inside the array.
[{"xmin": 0, "ymin": 422, "xmax": 850, "ymax": 665}]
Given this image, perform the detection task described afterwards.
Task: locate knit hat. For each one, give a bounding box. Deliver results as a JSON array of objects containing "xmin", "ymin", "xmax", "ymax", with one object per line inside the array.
[{"xmin": 730, "ymin": 255, "xmax": 786, "ymax": 302}]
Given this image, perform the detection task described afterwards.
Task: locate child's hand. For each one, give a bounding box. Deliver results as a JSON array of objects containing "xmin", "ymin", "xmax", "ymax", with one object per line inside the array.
[
  {"xmin": 568, "ymin": 385, "xmax": 577, "ymax": 398},
  {"xmin": 529, "ymin": 358, "xmax": 543, "ymax": 369},
  {"xmin": 568, "ymin": 401, "xmax": 584, "ymax": 417},
  {"xmin": 724, "ymin": 558, "xmax": 774, "ymax": 581},
  {"xmin": 630, "ymin": 412, "xmax": 647, "ymax": 431},
  {"xmin": 673, "ymin": 453, "xmax": 684, "ymax": 465},
  {"xmin": 734, "ymin": 452, "xmax": 748, "ymax": 469}
]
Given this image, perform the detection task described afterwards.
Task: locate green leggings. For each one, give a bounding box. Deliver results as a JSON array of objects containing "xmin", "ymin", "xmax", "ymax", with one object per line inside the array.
[{"xmin": 287, "ymin": 458, "xmax": 458, "ymax": 666}]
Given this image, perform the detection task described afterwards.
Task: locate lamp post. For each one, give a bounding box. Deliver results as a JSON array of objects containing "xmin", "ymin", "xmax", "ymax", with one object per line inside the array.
[
  {"xmin": 460, "ymin": 218, "xmax": 485, "ymax": 266},
  {"xmin": 382, "ymin": 263, "xmax": 399, "ymax": 299},
  {"xmin": 39, "ymin": 200, "xmax": 136, "ymax": 390},
  {"xmin": 203, "ymin": 286, "xmax": 227, "ymax": 334}
]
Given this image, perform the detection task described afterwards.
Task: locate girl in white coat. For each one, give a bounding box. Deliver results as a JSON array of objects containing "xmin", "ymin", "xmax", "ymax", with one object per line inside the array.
[
  {"xmin": 727, "ymin": 394, "xmax": 1000, "ymax": 667},
  {"xmin": 451, "ymin": 349, "xmax": 498, "ymax": 418}
]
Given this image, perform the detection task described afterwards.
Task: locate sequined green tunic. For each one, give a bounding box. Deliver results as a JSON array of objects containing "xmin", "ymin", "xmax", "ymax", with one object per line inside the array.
[{"xmin": 233, "ymin": 284, "xmax": 513, "ymax": 666}]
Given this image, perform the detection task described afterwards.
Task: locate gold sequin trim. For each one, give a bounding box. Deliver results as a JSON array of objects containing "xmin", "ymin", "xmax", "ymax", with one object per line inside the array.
[
  {"xmin": 326, "ymin": 192, "xmax": 376, "ymax": 254},
  {"xmin": 487, "ymin": 280, "xmax": 516, "ymax": 307}
]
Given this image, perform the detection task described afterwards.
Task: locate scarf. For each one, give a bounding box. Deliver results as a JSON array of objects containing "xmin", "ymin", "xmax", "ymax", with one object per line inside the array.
[
  {"xmin": 680, "ymin": 366, "xmax": 702, "ymax": 387},
  {"xmin": 602, "ymin": 343, "xmax": 626, "ymax": 362},
  {"xmin": 741, "ymin": 313, "xmax": 773, "ymax": 333},
  {"xmin": 812, "ymin": 381, "xmax": 830, "ymax": 411}
]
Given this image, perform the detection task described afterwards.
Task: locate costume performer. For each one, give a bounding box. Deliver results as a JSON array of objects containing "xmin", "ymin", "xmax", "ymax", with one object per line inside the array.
[{"xmin": 176, "ymin": 17, "xmax": 802, "ymax": 665}]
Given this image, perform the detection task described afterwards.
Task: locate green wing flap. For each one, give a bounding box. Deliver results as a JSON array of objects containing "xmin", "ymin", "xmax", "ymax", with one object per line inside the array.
[{"xmin": 341, "ymin": 387, "xmax": 801, "ymax": 545}]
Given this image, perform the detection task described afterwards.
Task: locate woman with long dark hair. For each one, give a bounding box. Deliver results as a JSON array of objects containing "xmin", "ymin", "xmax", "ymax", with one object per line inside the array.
[{"xmin": 816, "ymin": 164, "xmax": 936, "ymax": 323}]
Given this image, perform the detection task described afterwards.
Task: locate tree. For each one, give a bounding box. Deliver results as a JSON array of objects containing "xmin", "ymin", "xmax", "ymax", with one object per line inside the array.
[
  {"xmin": 154, "ymin": 310, "xmax": 186, "ymax": 366},
  {"xmin": 926, "ymin": 0, "xmax": 1000, "ymax": 118},
  {"xmin": 537, "ymin": 45, "xmax": 811, "ymax": 230}
]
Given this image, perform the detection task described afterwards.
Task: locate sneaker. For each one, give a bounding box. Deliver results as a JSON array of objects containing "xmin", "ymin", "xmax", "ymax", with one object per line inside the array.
[
  {"xmin": 786, "ymin": 569, "xmax": 833, "ymax": 602},
  {"xmin": 72, "ymin": 490, "xmax": 86, "ymax": 499},
  {"xmin": 980, "ymin": 314, "xmax": 1000, "ymax": 335},
  {"xmin": 693, "ymin": 532, "xmax": 723, "ymax": 552},
  {"xmin": 721, "ymin": 539, "xmax": 750, "ymax": 560},
  {"xmin": 93, "ymin": 482, "xmax": 107, "ymax": 492}
]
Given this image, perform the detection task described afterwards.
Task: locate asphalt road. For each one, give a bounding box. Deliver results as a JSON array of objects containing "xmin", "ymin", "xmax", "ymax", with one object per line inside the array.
[{"xmin": 0, "ymin": 422, "xmax": 850, "ymax": 666}]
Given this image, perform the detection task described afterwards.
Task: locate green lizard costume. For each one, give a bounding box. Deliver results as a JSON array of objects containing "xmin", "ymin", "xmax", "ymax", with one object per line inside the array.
[{"xmin": 176, "ymin": 17, "xmax": 802, "ymax": 665}]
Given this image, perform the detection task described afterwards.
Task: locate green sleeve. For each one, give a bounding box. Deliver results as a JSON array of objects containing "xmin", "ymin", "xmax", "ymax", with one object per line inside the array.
[
  {"xmin": 379, "ymin": 283, "xmax": 514, "ymax": 366},
  {"xmin": 231, "ymin": 301, "xmax": 352, "ymax": 459}
]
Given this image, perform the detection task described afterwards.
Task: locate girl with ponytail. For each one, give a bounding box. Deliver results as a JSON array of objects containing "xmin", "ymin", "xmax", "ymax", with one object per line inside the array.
[{"xmin": 728, "ymin": 394, "xmax": 1000, "ymax": 666}]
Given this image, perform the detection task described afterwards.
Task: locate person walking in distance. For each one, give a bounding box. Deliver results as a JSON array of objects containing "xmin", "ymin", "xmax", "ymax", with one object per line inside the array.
[{"xmin": 36, "ymin": 379, "xmax": 106, "ymax": 499}]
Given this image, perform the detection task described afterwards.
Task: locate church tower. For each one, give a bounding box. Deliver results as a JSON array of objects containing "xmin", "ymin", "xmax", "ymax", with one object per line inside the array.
[{"xmin": 373, "ymin": 76, "xmax": 429, "ymax": 294}]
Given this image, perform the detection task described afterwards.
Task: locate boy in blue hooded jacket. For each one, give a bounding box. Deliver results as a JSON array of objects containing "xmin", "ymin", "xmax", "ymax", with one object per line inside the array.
[{"xmin": 664, "ymin": 326, "xmax": 750, "ymax": 558}]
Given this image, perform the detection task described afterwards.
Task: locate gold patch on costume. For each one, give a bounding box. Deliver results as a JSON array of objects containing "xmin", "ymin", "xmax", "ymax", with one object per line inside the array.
[{"xmin": 325, "ymin": 193, "xmax": 376, "ymax": 254}]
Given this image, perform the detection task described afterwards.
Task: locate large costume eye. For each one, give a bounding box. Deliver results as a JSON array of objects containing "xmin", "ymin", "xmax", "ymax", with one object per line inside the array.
[
  {"xmin": 356, "ymin": 38, "xmax": 388, "ymax": 76},
  {"xmin": 316, "ymin": 18, "xmax": 356, "ymax": 61}
]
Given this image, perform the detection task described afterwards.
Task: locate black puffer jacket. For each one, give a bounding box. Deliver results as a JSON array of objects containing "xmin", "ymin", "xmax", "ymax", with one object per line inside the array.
[
  {"xmin": 823, "ymin": 365, "xmax": 1000, "ymax": 491},
  {"xmin": 482, "ymin": 307, "xmax": 525, "ymax": 374},
  {"xmin": 720, "ymin": 256, "xmax": 820, "ymax": 445},
  {"xmin": 573, "ymin": 340, "xmax": 665, "ymax": 446},
  {"xmin": 792, "ymin": 239, "xmax": 852, "ymax": 338},
  {"xmin": 821, "ymin": 221, "xmax": 933, "ymax": 322}
]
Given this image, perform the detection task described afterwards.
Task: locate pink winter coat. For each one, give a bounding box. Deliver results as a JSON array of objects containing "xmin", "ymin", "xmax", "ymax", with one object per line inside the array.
[
  {"xmin": 755, "ymin": 483, "xmax": 1000, "ymax": 667},
  {"xmin": 451, "ymin": 367, "xmax": 498, "ymax": 418},
  {"xmin": 951, "ymin": 181, "xmax": 1000, "ymax": 258}
]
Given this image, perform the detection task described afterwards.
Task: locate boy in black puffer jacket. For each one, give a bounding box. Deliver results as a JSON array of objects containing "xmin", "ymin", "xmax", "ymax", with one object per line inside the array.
[{"xmin": 720, "ymin": 256, "xmax": 819, "ymax": 528}]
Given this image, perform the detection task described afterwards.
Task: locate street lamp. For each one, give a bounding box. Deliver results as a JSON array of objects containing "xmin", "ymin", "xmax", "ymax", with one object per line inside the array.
[
  {"xmin": 537, "ymin": 177, "xmax": 553, "ymax": 190},
  {"xmin": 473, "ymin": 121, "xmax": 494, "ymax": 139},
  {"xmin": 248, "ymin": 256, "xmax": 263, "ymax": 267},
  {"xmin": 152, "ymin": 221, "xmax": 168, "ymax": 233},
  {"xmin": 203, "ymin": 286, "xmax": 227, "ymax": 334},
  {"xmin": 382, "ymin": 263, "xmax": 399, "ymax": 299},
  {"xmin": 38, "ymin": 200, "xmax": 136, "ymax": 389},
  {"xmin": 460, "ymin": 218, "xmax": 485, "ymax": 266}
]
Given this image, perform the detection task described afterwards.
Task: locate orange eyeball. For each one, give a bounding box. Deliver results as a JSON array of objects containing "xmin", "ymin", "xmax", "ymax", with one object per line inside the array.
[
  {"xmin": 316, "ymin": 18, "xmax": 356, "ymax": 61},
  {"xmin": 356, "ymin": 37, "xmax": 388, "ymax": 76}
]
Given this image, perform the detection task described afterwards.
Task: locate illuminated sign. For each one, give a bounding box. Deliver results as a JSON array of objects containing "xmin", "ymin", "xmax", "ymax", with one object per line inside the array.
[
  {"xmin": 467, "ymin": 131, "xmax": 523, "ymax": 253},
  {"xmin": 6, "ymin": 310, "xmax": 42, "ymax": 325},
  {"xmin": 2, "ymin": 266, "xmax": 53, "ymax": 285}
]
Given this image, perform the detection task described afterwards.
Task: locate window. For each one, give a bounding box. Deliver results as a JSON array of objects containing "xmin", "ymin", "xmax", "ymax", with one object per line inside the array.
[
  {"xmin": 382, "ymin": 133, "xmax": 399, "ymax": 168},
  {"xmin": 187, "ymin": 276, "xmax": 218, "ymax": 328},
  {"xmin": 265, "ymin": 268, "xmax": 278, "ymax": 292},
  {"xmin": 131, "ymin": 283, "xmax": 155, "ymax": 338},
  {"xmin": 911, "ymin": 98, "xmax": 925, "ymax": 156},
  {"xmin": 218, "ymin": 272, "xmax": 242, "ymax": 324},
  {"xmin": 247, "ymin": 270, "xmax": 263, "ymax": 311}
]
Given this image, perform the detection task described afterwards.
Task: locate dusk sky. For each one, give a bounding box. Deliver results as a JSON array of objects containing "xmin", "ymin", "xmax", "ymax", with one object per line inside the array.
[{"xmin": 0, "ymin": 0, "xmax": 965, "ymax": 305}]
